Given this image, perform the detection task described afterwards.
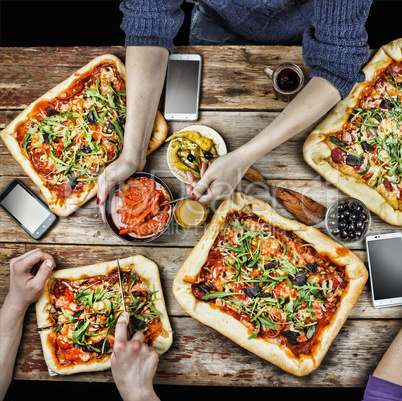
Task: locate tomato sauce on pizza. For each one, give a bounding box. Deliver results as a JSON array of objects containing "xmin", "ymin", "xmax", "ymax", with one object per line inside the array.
[
  {"xmin": 46, "ymin": 267, "xmax": 162, "ymax": 367},
  {"xmin": 191, "ymin": 211, "xmax": 349, "ymax": 357},
  {"xmin": 14, "ymin": 62, "xmax": 125, "ymax": 204}
]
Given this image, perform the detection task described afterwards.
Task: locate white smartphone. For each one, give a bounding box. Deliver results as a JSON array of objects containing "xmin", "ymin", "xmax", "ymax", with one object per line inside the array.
[
  {"xmin": 366, "ymin": 232, "xmax": 402, "ymax": 308},
  {"xmin": 0, "ymin": 179, "xmax": 57, "ymax": 239},
  {"xmin": 164, "ymin": 54, "xmax": 202, "ymax": 121}
]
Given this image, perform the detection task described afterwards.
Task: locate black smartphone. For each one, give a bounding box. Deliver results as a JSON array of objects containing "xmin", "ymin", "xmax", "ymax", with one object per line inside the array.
[
  {"xmin": 0, "ymin": 179, "xmax": 57, "ymax": 239},
  {"xmin": 164, "ymin": 54, "xmax": 202, "ymax": 121},
  {"xmin": 366, "ymin": 232, "xmax": 402, "ymax": 308}
]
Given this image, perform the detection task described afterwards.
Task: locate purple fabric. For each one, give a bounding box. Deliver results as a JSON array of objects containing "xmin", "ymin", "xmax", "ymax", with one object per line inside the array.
[{"xmin": 362, "ymin": 376, "xmax": 402, "ymax": 401}]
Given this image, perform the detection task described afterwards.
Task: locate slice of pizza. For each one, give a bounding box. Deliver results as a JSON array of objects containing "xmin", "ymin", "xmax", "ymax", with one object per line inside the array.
[
  {"xmin": 1, "ymin": 54, "xmax": 167, "ymax": 217},
  {"xmin": 173, "ymin": 192, "xmax": 367, "ymax": 376},
  {"xmin": 36, "ymin": 255, "xmax": 173, "ymax": 375},
  {"xmin": 303, "ymin": 38, "xmax": 402, "ymax": 226}
]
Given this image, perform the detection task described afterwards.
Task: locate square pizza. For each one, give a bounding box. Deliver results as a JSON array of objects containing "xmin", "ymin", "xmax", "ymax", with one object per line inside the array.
[
  {"xmin": 303, "ymin": 38, "xmax": 402, "ymax": 226},
  {"xmin": 1, "ymin": 54, "xmax": 167, "ymax": 216},
  {"xmin": 173, "ymin": 192, "xmax": 367, "ymax": 376},
  {"xmin": 36, "ymin": 255, "xmax": 173, "ymax": 375}
]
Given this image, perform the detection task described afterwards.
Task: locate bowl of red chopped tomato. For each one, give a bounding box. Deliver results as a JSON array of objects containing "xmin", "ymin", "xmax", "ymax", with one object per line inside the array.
[{"xmin": 104, "ymin": 172, "xmax": 173, "ymax": 243}]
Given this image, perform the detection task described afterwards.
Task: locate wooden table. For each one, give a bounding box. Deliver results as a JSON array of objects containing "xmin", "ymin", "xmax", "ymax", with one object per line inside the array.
[{"xmin": 1, "ymin": 46, "xmax": 401, "ymax": 388}]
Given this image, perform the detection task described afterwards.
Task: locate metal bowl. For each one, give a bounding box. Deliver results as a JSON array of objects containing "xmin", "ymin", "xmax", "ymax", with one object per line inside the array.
[{"xmin": 104, "ymin": 172, "xmax": 173, "ymax": 244}]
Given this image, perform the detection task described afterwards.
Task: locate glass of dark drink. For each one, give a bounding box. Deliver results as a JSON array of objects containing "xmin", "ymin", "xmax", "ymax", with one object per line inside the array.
[{"xmin": 264, "ymin": 63, "xmax": 305, "ymax": 102}]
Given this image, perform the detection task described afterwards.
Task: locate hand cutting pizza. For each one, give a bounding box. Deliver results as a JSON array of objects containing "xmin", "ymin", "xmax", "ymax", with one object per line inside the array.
[
  {"xmin": 0, "ymin": 251, "xmax": 164, "ymax": 400},
  {"xmin": 111, "ymin": 312, "xmax": 160, "ymax": 401},
  {"xmin": 35, "ymin": 256, "xmax": 172, "ymax": 375}
]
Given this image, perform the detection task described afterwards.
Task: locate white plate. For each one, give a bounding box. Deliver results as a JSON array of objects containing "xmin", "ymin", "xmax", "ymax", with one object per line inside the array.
[{"xmin": 166, "ymin": 125, "xmax": 227, "ymax": 183}]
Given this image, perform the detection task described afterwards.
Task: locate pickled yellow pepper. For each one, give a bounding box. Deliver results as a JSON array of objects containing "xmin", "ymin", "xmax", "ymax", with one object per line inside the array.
[
  {"xmin": 167, "ymin": 130, "xmax": 220, "ymax": 180},
  {"xmin": 170, "ymin": 141, "xmax": 201, "ymax": 179},
  {"xmin": 166, "ymin": 131, "xmax": 213, "ymax": 151}
]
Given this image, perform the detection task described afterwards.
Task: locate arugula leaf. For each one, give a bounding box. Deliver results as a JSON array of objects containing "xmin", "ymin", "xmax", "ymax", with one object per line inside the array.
[
  {"xmin": 329, "ymin": 136, "xmax": 348, "ymax": 147},
  {"xmin": 201, "ymin": 291, "xmax": 240, "ymax": 300},
  {"xmin": 72, "ymin": 319, "xmax": 90, "ymax": 345},
  {"xmin": 23, "ymin": 125, "xmax": 39, "ymax": 155}
]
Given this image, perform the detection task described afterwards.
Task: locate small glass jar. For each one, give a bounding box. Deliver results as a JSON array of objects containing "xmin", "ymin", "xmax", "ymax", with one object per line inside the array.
[
  {"xmin": 174, "ymin": 200, "xmax": 208, "ymax": 228},
  {"xmin": 325, "ymin": 197, "xmax": 371, "ymax": 244}
]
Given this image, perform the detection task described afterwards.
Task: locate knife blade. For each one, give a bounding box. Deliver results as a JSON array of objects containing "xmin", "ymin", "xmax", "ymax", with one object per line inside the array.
[{"xmin": 116, "ymin": 258, "xmax": 134, "ymax": 340}]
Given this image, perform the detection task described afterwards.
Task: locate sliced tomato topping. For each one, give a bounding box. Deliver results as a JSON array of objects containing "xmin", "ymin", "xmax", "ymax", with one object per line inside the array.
[{"xmin": 57, "ymin": 337, "xmax": 72, "ymax": 350}]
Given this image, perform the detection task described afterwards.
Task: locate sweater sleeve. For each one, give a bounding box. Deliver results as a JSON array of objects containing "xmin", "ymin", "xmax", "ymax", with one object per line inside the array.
[
  {"xmin": 302, "ymin": 0, "xmax": 373, "ymax": 99},
  {"xmin": 362, "ymin": 376, "xmax": 402, "ymax": 401},
  {"xmin": 119, "ymin": 0, "xmax": 185, "ymax": 53}
]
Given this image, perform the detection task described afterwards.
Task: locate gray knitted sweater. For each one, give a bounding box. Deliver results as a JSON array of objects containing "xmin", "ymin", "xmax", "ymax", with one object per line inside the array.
[{"xmin": 120, "ymin": 0, "xmax": 373, "ymax": 99}]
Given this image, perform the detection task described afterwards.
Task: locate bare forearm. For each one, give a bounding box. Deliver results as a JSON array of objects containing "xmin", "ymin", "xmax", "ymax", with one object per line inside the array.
[
  {"xmin": 122, "ymin": 46, "xmax": 169, "ymax": 163},
  {"xmin": 373, "ymin": 329, "xmax": 402, "ymax": 386},
  {"xmin": 0, "ymin": 297, "xmax": 26, "ymax": 399},
  {"xmin": 237, "ymin": 76, "xmax": 341, "ymax": 165}
]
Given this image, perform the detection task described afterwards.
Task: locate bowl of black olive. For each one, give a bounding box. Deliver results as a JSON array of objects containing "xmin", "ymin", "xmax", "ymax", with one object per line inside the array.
[{"xmin": 325, "ymin": 197, "xmax": 371, "ymax": 243}]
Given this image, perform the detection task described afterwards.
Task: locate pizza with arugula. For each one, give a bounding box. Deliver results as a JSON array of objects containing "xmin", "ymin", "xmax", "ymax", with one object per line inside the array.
[
  {"xmin": 1, "ymin": 55, "xmax": 167, "ymax": 216},
  {"xmin": 304, "ymin": 38, "xmax": 402, "ymax": 226},
  {"xmin": 173, "ymin": 193, "xmax": 367, "ymax": 376},
  {"xmin": 36, "ymin": 255, "xmax": 172, "ymax": 375}
]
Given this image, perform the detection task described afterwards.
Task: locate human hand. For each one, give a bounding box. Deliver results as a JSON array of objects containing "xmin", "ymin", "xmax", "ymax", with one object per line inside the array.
[
  {"xmin": 186, "ymin": 151, "xmax": 251, "ymax": 203},
  {"xmin": 185, "ymin": 161, "xmax": 208, "ymax": 197},
  {"xmin": 111, "ymin": 312, "xmax": 160, "ymax": 401},
  {"xmin": 7, "ymin": 248, "xmax": 55, "ymax": 312},
  {"xmin": 97, "ymin": 153, "xmax": 146, "ymax": 223}
]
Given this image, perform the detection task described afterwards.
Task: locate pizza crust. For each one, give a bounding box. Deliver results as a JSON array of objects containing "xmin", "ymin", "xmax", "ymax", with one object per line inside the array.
[
  {"xmin": 1, "ymin": 54, "xmax": 168, "ymax": 217},
  {"xmin": 303, "ymin": 38, "xmax": 402, "ymax": 226},
  {"xmin": 36, "ymin": 255, "xmax": 173, "ymax": 375},
  {"xmin": 172, "ymin": 192, "xmax": 367, "ymax": 376},
  {"xmin": 147, "ymin": 110, "xmax": 168, "ymax": 155}
]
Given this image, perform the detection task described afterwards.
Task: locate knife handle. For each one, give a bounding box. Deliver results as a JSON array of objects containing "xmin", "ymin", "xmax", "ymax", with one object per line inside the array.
[{"xmin": 127, "ymin": 317, "xmax": 134, "ymax": 340}]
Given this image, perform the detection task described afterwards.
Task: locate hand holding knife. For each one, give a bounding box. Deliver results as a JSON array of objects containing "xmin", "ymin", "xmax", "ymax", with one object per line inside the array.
[{"xmin": 116, "ymin": 258, "xmax": 134, "ymax": 340}]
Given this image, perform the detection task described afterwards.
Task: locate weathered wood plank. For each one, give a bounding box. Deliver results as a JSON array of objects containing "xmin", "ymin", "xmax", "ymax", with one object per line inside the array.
[
  {"xmin": 1, "ymin": 243, "xmax": 401, "ymax": 320},
  {"xmin": 0, "ymin": 46, "xmax": 308, "ymax": 111},
  {"xmin": 0, "ymin": 108, "xmax": 380, "ymax": 187},
  {"xmin": 0, "ymin": 175, "xmax": 397, "ymax": 250},
  {"xmin": 12, "ymin": 313, "xmax": 402, "ymax": 387},
  {"xmin": 0, "ymin": 47, "xmax": 125, "ymax": 66},
  {"xmin": 2, "ymin": 110, "xmax": 319, "ymax": 181},
  {"xmin": 1, "ymin": 45, "xmax": 395, "ymax": 390}
]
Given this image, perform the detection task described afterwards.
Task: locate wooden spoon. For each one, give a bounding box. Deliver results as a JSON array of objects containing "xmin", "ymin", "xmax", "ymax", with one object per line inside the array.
[{"xmin": 243, "ymin": 167, "xmax": 327, "ymax": 225}]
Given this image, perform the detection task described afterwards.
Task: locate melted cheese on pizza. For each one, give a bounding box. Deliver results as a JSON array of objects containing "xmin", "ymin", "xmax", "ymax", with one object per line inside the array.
[
  {"xmin": 15, "ymin": 63, "xmax": 125, "ymax": 200},
  {"xmin": 328, "ymin": 61, "xmax": 402, "ymax": 208},
  {"xmin": 47, "ymin": 267, "xmax": 162, "ymax": 367},
  {"xmin": 191, "ymin": 211, "xmax": 349, "ymax": 357}
]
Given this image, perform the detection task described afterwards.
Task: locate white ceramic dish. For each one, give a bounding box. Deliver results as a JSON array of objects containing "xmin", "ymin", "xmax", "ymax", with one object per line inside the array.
[{"xmin": 166, "ymin": 125, "xmax": 227, "ymax": 183}]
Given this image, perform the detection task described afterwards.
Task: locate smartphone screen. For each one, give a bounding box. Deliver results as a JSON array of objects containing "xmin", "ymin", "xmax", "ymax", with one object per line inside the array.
[
  {"xmin": 0, "ymin": 180, "xmax": 57, "ymax": 239},
  {"xmin": 366, "ymin": 235, "xmax": 402, "ymax": 306},
  {"xmin": 164, "ymin": 55, "xmax": 201, "ymax": 120}
]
